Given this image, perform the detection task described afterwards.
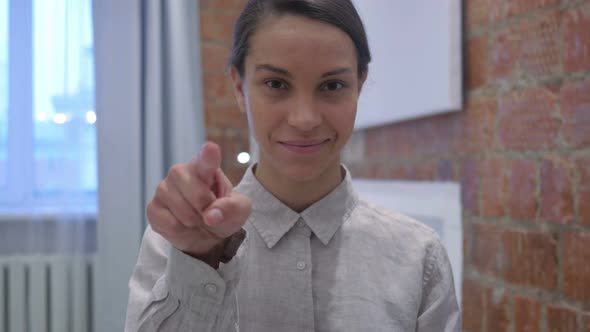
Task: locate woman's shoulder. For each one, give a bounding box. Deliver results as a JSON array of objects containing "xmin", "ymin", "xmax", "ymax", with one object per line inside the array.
[{"xmin": 350, "ymin": 198, "xmax": 441, "ymax": 247}]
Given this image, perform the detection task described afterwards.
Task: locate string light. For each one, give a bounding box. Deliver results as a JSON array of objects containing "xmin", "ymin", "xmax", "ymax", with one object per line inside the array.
[
  {"xmin": 86, "ymin": 111, "xmax": 96, "ymax": 124},
  {"xmin": 237, "ymin": 152, "xmax": 250, "ymax": 164},
  {"xmin": 53, "ymin": 113, "xmax": 69, "ymax": 124}
]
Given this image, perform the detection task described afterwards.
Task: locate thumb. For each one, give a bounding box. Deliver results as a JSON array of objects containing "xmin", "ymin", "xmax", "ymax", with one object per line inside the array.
[{"xmin": 202, "ymin": 192, "xmax": 252, "ymax": 238}]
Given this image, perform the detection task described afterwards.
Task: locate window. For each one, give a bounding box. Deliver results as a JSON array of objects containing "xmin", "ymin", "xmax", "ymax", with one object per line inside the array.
[
  {"xmin": 0, "ymin": 0, "xmax": 96, "ymax": 215},
  {"xmin": 0, "ymin": 0, "xmax": 8, "ymax": 188}
]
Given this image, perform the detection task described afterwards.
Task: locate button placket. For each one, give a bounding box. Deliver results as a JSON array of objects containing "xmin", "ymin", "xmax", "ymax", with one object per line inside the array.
[{"xmin": 292, "ymin": 217, "xmax": 315, "ymax": 329}]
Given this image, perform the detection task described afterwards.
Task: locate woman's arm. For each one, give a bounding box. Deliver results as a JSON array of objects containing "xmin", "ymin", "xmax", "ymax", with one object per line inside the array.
[
  {"xmin": 416, "ymin": 236, "xmax": 462, "ymax": 332},
  {"xmin": 125, "ymin": 226, "xmax": 244, "ymax": 332}
]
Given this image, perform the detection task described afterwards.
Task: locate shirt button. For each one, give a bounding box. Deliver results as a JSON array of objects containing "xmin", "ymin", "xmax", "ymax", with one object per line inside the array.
[
  {"xmin": 297, "ymin": 220, "xmax": 305, "ymax": 228},
  {"xmin": 296, "ymin": 261, "xmax": 307, "ymax": 270},
  {"xmin": 204, "ymin": 283, "xmax": 218, "ymax": 295}
]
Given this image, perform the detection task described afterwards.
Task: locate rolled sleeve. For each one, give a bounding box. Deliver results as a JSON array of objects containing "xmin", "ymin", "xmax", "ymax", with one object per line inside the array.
[
  {"xmin": 126, "ymin": 227, "xmax": 246, "ymax": 332},
  {"xmin": 166, "ymin": 247, "xmax": 229, "ymax": 321}
]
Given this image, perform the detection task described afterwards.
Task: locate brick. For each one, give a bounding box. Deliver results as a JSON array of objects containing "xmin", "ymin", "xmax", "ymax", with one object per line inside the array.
[
  {"xmin": 226, "ymin": 166, "xmax": 247, "ymax": 183},
  {"xmin": 576, "ymin": 156, "xmax": 590, "ymax": 225},
  {"xmin": 412, "ymin": 163, "xmax": 437, "ymax": 181},
  {"xmin": 203, "ymin": 73, "xmax": 235, "ymax": 106},
  {"xmin": 563, "ymin": 232, "xmax": 590, "ymax": 302},
  {"xmin": 461, "ymin": 279, "xmax": 486, "ymax": 332},
  {"xmin": 201, "ymin": 42, "xmax": 231, "ymax": 74},
  {"xmin": 466, "ymin": 0, "xmax": 488, "ymax": 26},
  {"xmin": 508, "ymin": 159, "xmax": 538, "ymax": 219},
  {"xmin": 491, "ymin": 28, "xmax": 520, "ymax": 81},
  {"xmin": 458, "ymin": 97, "xmax": 497, "ymax": 153},
  {"xmin": 368, "ymin": 163, "xmax": 390, "ymax": 179},
  {"xmin": 470, "ymin": 223, "xmax": 502, "ymax": 275},
  {"xmin": 389, "ymin": 164, "xmax": 409, "ymax": 179},
  {"xmin": 518, "ymin": 11, "xmax": 562, "ymax": 77},
  {"xmin": 385, "ymin": 163, "xmax": 436, "ymax": 181},
  {"xmin": 204, "ymin": 104, "xmax": 248, "ymax": 131},
  {"xmin": 564, "ymin": 4, "xmax": 590, "ymax": 73},
  {"xmin": 371, "ymin": 114, "xmax": 458, "ymax": 160},
  {"xmin": 465, "ymin": 0, "xmax": 505, "ymax": 27},
  {"xmin": 200, "ymin": 9, "xmax": 240, "ymax": 43},
  {"xmin": 493, "ymin": 11, "xmax": 562, "ymax": 80},
  {"xmin": 467, "ymin": 35, "xmax": 488, "ymax": 90},
  {"xmin": 460, "ymin": 159, "xmax": 481, "ymax": 214},
  {"xmin": 546, "ymin": 305, "xmax": 578, "ymax": 332},
  {"xmin": 421, "ymin": 113, "xmax": 461, "ymax": 157},
  {"xmin": 485, "ymin": 287, "xmax": 511, "ymax": 332},
  {"xmin": 206, "ymin": 130, "xmax": 223, "ymax": 144},
  {"xmin": 506, "ymin": 0, "xmax": 560, "ymax": 18},
  {"xmin": 539, "ymin": 158, "xmax": 574, "ymax": 224},
  {"xmin": 200, "ymin": 0, "xmax": 247, "ymax": 12},
  {"xmin": 225, "ymin": 133, "xmax": 250, "ymax": 160},
  {"xmin": 501, "ymin": 230, "xmax": 558, "ymax": 290},
  {"xmin": 207, "ymin": 130, "xmax": 250, "ymax": 185},
  {"xmin": 225, "ymin": 164, "xmax": 248, "ymax": 186},
  {"xmin": 561, "ymin": 78, "xmax": 590, "ymax": 148},
  {"xmin": 498, "ymin": 87, "xmax": 559, "ymax": 150},
  {"xmin": 436, "ymin": 159, "xmax": 455, "ymax": 181},
  {"xmin": 463, "ymin": 222, "xmax": 473, "ymax": 266},
  {"xmin": 582, "ymin": 312, "xmax": 590, "ymax": 331},
  {"xmin": 514, "ymin": 296, "xmax": 541, "ymax": 332},
  {"xmin": 351, "ymin": 165, "xmax": 371, "ymax": 178},
  {"xmin": 481, "ymin": 158, "xmax": 508, "ymax": 217},
  {"xmin": 365, "ymin": 126, "xmax": 390, "ymax": 159},
  {"xmin": 562, "ymin": 0, "xmax": 588, "ymax": 5}
]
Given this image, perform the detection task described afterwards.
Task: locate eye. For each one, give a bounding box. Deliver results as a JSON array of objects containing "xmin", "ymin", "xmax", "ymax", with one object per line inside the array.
[
  {"xmin": 321, "ymin": 81, "xmax": 346, "ymax": 92},
  {"xmin": 265, "ymin": 79, "xmax": 288, "ymax": 90}
]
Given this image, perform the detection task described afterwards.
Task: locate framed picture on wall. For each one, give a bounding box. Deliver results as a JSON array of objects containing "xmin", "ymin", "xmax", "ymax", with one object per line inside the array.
[{"xmin": 352, "ymin": 0, "xmax": 463, "ymax": 129}]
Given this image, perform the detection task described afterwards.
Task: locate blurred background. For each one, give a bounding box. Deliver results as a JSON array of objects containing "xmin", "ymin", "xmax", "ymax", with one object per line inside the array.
[{"xmin": 0, "ymin": 0, "xmax": 589, "ymax": 331}]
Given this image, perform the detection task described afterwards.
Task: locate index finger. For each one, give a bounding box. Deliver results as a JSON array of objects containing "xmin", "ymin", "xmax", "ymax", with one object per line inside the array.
[{"xmin": 187, "ymin": 141, "xmax": 222, "ymax": 186}]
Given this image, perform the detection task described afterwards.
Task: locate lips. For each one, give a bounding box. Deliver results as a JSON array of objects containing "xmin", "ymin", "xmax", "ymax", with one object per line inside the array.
[
  {"xmin": 280, "ymin": 139, "xmax": 329, "ymax": 146},
  {"xmin": 278, "ymin": 138, "xmax": 330, "ymax": 154}
]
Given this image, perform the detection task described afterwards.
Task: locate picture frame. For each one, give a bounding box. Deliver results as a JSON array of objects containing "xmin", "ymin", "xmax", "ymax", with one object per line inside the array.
[{"xmin": 352, "ymin": 0, "xmax": 463, "ymax": 129}]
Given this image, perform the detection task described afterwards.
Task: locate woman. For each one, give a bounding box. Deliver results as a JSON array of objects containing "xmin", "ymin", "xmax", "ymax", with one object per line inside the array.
[{"xmin": 126, "ymin": 0, "xmax": 460, "ymax": 331}]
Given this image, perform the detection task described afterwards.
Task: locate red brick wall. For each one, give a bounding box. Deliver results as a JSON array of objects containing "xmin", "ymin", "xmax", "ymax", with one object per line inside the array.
[
  {"xmin": 200, "ymin": 0, "xmax": 250, "ymax": 184},
  {"xmin": 199, "ymin": 0, "xmax": 590, "ymax": 330}
]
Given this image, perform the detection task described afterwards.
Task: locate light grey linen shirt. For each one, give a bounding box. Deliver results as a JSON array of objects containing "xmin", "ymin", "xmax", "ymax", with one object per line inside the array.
[{"xmin": 125, "ymin": 166, "xmax": 461, "ymax": 331}]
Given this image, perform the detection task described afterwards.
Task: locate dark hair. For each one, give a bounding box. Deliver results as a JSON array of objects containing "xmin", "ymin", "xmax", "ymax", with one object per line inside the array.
[{"xmin": 229, "ymin": 0, "xmax": 371, "ymax": 79}]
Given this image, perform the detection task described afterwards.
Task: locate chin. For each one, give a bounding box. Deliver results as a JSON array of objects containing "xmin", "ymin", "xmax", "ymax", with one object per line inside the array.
[{"xmin": 279, "ymin": 157, "xmax": 338, "ymax": 183}]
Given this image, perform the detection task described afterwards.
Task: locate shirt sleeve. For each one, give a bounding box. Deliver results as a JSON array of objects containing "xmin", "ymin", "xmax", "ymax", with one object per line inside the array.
[
  {"xmin": 124, "ymin": 226, "xmax": 246, "ymax": 332},
  {"xmin": 416, "ymin": 235, "xmax": 461, "ymax": 332}
]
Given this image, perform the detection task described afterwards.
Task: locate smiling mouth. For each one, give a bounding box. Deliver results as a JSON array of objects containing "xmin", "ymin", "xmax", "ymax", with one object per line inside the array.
[
  {"xmin": 278, "ymin": 139, "xmax": 331, "ymax": 154},
  {"xmin": 279, "ymin": 139, "xmax": 330, "ymax": 147}
]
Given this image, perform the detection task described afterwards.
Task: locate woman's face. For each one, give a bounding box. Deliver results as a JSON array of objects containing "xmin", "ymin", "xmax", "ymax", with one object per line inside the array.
[{"xmin": 231, "ymin": 14, "xmax": 366, "ymax": 183}]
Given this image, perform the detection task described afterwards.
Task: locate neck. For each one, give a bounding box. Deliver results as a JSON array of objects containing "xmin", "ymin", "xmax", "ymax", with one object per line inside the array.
[{"xmin": 253, "ymin": 160, "xmax": 344, "ymax": 213}]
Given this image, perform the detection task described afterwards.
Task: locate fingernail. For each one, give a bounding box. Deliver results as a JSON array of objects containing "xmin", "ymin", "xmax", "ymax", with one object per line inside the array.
[{"xmin": 206, "ymin": 208, "xmax": 223, "ymax": 225}]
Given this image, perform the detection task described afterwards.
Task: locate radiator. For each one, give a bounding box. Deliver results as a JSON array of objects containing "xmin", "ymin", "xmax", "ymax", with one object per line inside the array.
[{"xmin": 0, "ymin": 255, "xmax": 94, "ymax": 332}]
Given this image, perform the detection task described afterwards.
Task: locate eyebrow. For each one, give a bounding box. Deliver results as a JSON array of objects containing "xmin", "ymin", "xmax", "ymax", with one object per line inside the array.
[
  {"xmin": 254, "ymin": 64, "xmax": 353, "ymax": 78},
  {"xmin": 321, "ymin": 67, "xmax": 353, "ymax": 78},
  {"xmin": 255, "ymin": 64, "xmax": 292, "ymax": 78}
]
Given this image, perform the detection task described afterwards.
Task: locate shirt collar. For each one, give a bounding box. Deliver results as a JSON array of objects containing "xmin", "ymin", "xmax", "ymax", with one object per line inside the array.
[{"xmin": 234, "ymin": 164, "xmax": 359, "ymax": 249}]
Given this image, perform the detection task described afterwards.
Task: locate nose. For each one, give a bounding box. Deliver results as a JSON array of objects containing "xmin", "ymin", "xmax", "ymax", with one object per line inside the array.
[{"xmin": 287, "ymin": 96, "xmax": 322, "ymax": 131}]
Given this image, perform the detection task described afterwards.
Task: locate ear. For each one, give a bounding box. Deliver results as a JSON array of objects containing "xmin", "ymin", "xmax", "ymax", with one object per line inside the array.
[
  {"xmin": 230, "ymin": 67, "xmax": 247, "ymax": 113},
  {"xmin": 358, "ymin": 70, "xmax": 368, "ymax": 94}
]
